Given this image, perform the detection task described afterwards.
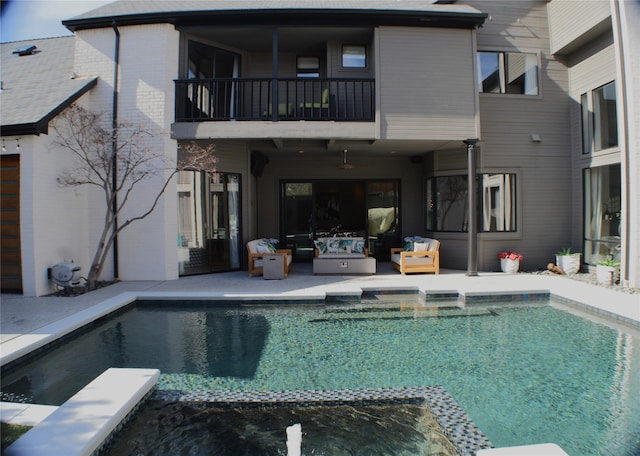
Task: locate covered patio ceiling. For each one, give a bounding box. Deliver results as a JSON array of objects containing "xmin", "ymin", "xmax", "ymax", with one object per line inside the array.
[{"xmin": 248, "ymin": 138, "xmax": 466, "ymax": 159}]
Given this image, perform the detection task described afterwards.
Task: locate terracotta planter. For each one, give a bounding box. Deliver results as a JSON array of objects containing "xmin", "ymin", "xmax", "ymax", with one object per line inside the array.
[
  {"xmin": 556, "ymin": 254, "xmax": 581, "ymax": 275},
  {"xmin": 500, "ymin": 258, "xmax": 520, "ymax": 274}
]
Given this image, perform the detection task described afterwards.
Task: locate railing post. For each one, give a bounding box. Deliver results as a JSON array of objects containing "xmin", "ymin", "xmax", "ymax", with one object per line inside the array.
[{"xmin": 271, "ymin": 29, "xmax": 279, "ymax": 121}]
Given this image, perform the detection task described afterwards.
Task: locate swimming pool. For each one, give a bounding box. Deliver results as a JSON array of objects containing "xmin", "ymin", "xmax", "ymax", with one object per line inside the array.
[{"xmin": 2, "ymin": 295, "xmax": 639, "ymax": 455}]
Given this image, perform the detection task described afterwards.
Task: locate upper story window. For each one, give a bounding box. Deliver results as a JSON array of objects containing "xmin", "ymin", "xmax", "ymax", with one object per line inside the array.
[
  {"xmin": 297, "ymin": 56, "xmax": 320, "ymax": 78},
  {"xmin": 342, "ymin": 45, "xmax": 367, "ymax": 68},
  {"xmin": 581, "ymin": 81, "xmax": 618, "ymax": 154},
  {"xmin": 593, "ymin": 82, "xmax": 618, "ymax": 152},
  {"xmin": 478, "ymin": 51, "xmax": 539, "ymax": 96}
]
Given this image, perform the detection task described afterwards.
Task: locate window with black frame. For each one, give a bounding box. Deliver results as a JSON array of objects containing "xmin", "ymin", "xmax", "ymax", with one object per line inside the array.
[
  {"xmin": 297, "ymin": 57, "xmax": 320, "ymax": 78},
  {"xmin": 426, "ymin": 174, "xmax": 517, "ymax": 232}
]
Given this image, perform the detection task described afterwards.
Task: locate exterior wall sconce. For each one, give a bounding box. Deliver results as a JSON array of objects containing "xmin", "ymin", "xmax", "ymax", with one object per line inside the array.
[{"xmin": 531, "ymin": 133, "xmax": 541, "ymax": 142}]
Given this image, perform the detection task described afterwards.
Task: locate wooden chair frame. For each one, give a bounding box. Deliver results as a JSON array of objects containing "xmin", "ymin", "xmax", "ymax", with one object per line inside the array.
[
  {"xmin": 390, "ymin": 247, "xmax": 440, "ymax": 275},
  {"xmin": 247, "ymin": 245, "xmax": 292, "ymax": 277}
]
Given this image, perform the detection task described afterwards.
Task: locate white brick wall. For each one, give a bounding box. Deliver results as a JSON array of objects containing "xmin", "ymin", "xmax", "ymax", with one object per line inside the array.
[
  {"xmin": 16, "ymin": 120, "xmax": 92, "ymax": 296},
  {"xmin": 73, "ymin": 24, "xmax": 181, "ymax": 283}
]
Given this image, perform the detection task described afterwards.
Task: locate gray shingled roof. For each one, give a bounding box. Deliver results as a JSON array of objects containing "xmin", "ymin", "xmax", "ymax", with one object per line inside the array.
[
  {"xmin": 69, "ymin": 0, "xmax": 481, "ymax": 20},
  {"xmin": 64, "ymin": 0, "xmax": 485, "ymax": 30},
  {"xmin": 0, "ymin": 36, "xmax": 97, "ymax": 135}
]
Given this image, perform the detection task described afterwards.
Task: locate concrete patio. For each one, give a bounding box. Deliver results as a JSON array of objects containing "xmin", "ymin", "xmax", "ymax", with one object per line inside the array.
[{"xmin": 2, "ymin": 262, "xmax": 638, "ymax": 345}]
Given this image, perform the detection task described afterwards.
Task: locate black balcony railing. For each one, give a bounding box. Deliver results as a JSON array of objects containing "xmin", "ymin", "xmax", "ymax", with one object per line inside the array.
[{"xmin": 175, "ymin": 78, "xmax": 375, "ymax": 122}]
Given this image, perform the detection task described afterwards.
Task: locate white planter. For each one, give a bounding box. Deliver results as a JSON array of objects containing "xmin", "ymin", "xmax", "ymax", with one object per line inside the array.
[
  {"xmin": 556, "ymin": 254, "xmax": 581, "ymax": 275},
  {"xmin": 596, "ymin": 265, "xmax": 618, "ymax": 284},
  {"xmin": 500, "ymin": 258, "xmax": 520, "ymax": 274}
]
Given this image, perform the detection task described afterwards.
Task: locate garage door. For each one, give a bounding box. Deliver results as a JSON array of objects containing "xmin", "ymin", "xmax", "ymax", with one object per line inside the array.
[{"xmin": 1, "ymin": 154, "xmax": 22, "ymax": 293}]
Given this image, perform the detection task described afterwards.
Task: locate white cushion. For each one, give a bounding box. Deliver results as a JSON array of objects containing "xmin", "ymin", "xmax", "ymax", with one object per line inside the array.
[
  {"xmin": 413, "ymin": 241, "xmax": 430, "ymax": 252},
  {"xmin": 391, "ymin": 253, "xmax": 433, "ymax": 266},
  {"xmin": 256, "ymin": 244, "xmax": 271, "ymax": 253}
]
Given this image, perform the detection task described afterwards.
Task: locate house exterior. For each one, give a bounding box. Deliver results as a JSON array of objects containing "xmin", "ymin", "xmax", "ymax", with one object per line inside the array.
[{"xmin": 1, "ymin": 0, "xmax": 638, "ymax": 296}]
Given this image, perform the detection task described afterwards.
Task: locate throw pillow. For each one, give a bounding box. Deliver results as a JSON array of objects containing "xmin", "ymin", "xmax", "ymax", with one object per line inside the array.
[
  {"xmin": 338, "ymin": 239, "xmax": 353, "ymax": 253},
  {"xmin": 256, "ymin": 243, "xmax": 270, "ymax": 253},
  {"xmin": 257, "ymin": 238, "xmax": 279, "ymax": 253},
  {"xmin": 327, "ymin": 239, "xmax": 341, "ymax": 253},
  {"xmin": 353, "ymin": 239, "xmax": 365, "ymax": 254},
  {"xmin": 314, "ymin": 239, "xmax": 328, "ymax": 254}
]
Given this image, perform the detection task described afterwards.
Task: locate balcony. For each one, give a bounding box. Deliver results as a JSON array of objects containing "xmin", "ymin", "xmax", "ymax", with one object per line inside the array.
[{"xmin": 175, "ymin": 78, "xmax": 375, "ymax": 122}]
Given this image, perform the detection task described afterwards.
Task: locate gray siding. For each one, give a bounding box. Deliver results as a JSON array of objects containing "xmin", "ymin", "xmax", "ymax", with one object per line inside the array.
[
  {"xmin": 548, "ymin": 0, "xmax": 611, "ymax": 54},
  {"xmin": 377, "ymin": 26, "xmax": 478, "ymax": 141},
  {"xmin": 568, "ymin": 43, "xmax": 616, "ymax": 97},
  {"xmin": 432, "ymin": 0, "xmax": 574, "ymax": 271}
]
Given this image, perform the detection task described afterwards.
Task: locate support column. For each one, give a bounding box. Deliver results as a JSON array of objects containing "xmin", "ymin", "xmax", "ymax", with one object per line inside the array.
[{"xmin": 465, "ymin": 139, "xmax": 479, "ymax": 276}]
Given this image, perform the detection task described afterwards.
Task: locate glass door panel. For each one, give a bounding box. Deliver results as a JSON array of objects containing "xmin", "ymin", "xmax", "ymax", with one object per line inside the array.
[
  {"xmin": 366, "ymin": 181, "xmax": 400, "ymax": 260},
  {"xmin": 178, "ymin": 171, "xmax": 241, "ymax": 275},
  {"xmin": 584, "ymin": 164, "xmax": 621, "ymax": 265},
  {"xmin": 280, "ymin": 180, "xmax": 399, "ymax": 261},
  {"xmin": 282, "ymin": 182, "xmax": 314, "ymax": 261}
]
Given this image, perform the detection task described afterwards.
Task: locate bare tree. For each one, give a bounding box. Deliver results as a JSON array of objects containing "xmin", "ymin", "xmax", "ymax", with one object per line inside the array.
[{"xmin": 52, "ymin": 104, "xmax": 217, "ymax": 290}]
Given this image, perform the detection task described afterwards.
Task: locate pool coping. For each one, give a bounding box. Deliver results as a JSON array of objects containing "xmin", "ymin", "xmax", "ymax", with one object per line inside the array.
[{"xmin": 4, "ymin": 368, "xmax": 159, "ymax": 456}]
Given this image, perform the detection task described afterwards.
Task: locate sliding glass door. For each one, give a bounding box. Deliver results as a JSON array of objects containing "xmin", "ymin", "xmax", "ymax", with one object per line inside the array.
[
  {"xmin": 177, "ymin": 171, "xmax": 241, "ymax": 275},
  {"xmin": 280, "ymin": 180, "xmax": 400, "ymax": 261}
]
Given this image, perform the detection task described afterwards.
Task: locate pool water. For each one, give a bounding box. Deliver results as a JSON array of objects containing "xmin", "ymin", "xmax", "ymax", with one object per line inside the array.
[
  {"xmin": 103, "ymin": 401, "xmax": 457, "ymax": 456},
  {"xmin": 2, "ymin": 296, "xmax": 639, "ymax": 455}
]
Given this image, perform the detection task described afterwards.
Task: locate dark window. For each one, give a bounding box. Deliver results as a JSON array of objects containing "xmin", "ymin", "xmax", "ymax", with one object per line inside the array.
[{"xmin": 297, "ymin": 56, "xmax": 320, "ymax": 78}]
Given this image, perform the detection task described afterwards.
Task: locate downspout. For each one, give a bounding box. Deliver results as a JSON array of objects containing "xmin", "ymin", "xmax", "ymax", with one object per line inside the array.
[{"xmin": 112, "ymin": 21, "xmax": 120, "ymax": 278}]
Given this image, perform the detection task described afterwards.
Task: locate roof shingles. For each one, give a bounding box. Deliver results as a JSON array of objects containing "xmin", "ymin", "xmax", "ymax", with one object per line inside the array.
[{"xmin": 0, "ymin": 36, "xmax": 97, "ymax": 135}]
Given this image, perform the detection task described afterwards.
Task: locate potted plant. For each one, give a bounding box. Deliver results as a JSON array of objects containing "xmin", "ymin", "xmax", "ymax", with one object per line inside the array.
[
  {"xmin": 555, "ymin": 248, "xmax": 581, "ymax": 274},
  {"xmin": 498, "ymin": 251, "xmax": 523, "ymax": 273},
  {"xmin": 596, "ymin": 257, "xmax": 620, "ymax": 284}
]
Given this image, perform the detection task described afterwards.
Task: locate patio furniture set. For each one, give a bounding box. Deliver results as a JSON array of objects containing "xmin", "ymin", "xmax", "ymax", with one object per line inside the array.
[{"xmin": 246, "ymin": 235, "xmax": 439, "ymax": 279}]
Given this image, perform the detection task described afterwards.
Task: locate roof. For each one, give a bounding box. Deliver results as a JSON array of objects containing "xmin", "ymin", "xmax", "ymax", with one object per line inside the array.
[
  {"xmin": 63, "ymin": 0, "xmax": 487, "ymax": 30},
  {"xmin": 0, "ymin": 36, "xmax": 97, "ymax": 136}
]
